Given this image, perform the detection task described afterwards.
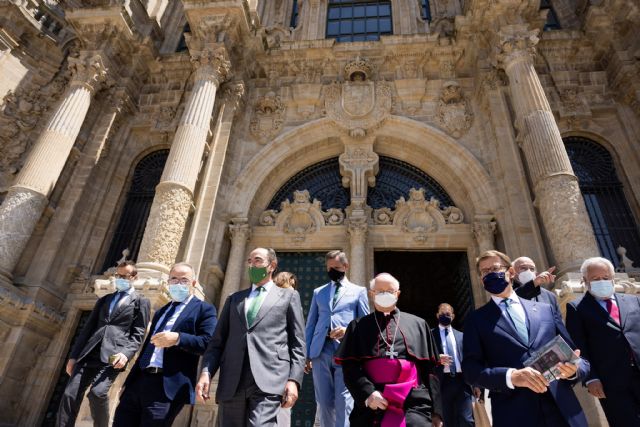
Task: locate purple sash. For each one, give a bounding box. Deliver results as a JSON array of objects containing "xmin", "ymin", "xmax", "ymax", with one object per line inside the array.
[{"xmin": 364, "ymin": 358, "xmax": 419, "ymax": 427}]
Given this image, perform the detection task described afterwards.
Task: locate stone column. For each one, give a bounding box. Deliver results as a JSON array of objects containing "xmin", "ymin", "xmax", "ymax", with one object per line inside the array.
[
  {"xmin": 218, "ymin": 219, "xmax": 250, "ymax": 307},
  {"xmin": 473, "ymin": 216, "xmax": 497, "ymax": 254},
  {"xmin": 494, "ymin": 24, "xmax": 599, "ymax": 274},
  {"xmin": 347, "ymin": 217, "xmax": 368, "ymax": 287},
  {"xmin": 0, "ymin": 54, "xmax": 107, "ymax": 283},
  {"xmin": 136, "ymin": 46, "xmax": 230, "ymax": 271}
]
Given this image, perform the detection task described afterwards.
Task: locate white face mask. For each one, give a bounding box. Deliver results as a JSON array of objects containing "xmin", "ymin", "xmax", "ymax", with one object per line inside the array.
[
  {"xmin": 589, "ymin": 280, "xmax": 614, "ymax": 300},
  {"xmin": 518, "ymin": 270, "xmax": 536, "ymax": 284},
  {"xmin": 374, "ymin": 291, "xmax": 398, "ymax": 308}
]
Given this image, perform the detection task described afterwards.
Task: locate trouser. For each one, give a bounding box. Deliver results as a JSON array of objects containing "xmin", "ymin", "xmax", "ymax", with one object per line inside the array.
[
  {"xmin": 441, "ymin": 373, "xmax": 474, "ymax": 427},
  {"xmin": 56, "ymin": 362, "xmax": 119, "ymax": 427},
  {"xmin": 599, "ymin": 369, "xmax": 640, "ymax": 427},
  {"xmin": 312, "ymin": 339, "xmax": 353, "ymax": 427}
]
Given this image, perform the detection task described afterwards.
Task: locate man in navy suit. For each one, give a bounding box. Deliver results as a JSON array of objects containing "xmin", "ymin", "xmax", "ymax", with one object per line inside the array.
[
  {"xmin": 566, "ymin": 256, "xmax": 640, "ymax": 426},
  {"xmin": 113, "ymin": 262, "xmax": 217, "ymax": 426},
  {"xmin": 463, "ymin": 250, "xmax": 589, "ymax": 427},
  {"xmin": 432, "ymin": 303, "xmax": 475, "ymax": 427},
  {"xmin": 304, "ymin": 250, "xmax": 369, "ymax": 426},
  {"xmin": 512, "ymin": 256, "xmax": 561, "ymax": 318}
]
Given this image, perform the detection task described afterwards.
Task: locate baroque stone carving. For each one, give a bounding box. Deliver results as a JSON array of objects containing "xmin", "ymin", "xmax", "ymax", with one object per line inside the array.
[
  {"xmin": 250, "ymin": 91, "xmax": 286, "ymax": 144},
  {"xmin": 493, "ymin": 25, "xmax": 540, "ymax": 69},
  {"xmin": 258, "ymin": 190, "xmax": 345, "ymax": 242},
  {"xmin": 435, "ymin": 81, "xmax": 473, "ymax": 138},
  {"xmin": 339, "ymin": 144, "xmax": 379, "ymax": 214},
  {"xmin": 372, "ymin": 188, "xmax": 464, "ymax": 242},
  {"xmin": 324, "ymin": 61, "xmax": 392, "ymax": 137},
  {"xmin": 67, "ymin": 54, "xmax": 110, "ymax": 91},
  {"xmin": 191, "ymin": 46, "xmax": 231, "ymax": 85}
]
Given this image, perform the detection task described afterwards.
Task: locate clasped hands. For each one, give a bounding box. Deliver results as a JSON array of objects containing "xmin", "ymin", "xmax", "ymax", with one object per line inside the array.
[{"xmin": 512, "ymin": 349, "xmax": 581, "ymax": 393}]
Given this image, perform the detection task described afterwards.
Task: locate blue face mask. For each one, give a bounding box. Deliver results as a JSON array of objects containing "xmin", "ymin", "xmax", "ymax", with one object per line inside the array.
[
  {"xmin": 115, "ymin": 278, "xmax": 131, "ymax": 292},
  {"xmin": 482, "ymin": 271, "xmax": 509, "ymax": 295},
  {"xmin": 589, "ymin": 280, "xmax": 614, "ymax": 300},
  {"xmin": 168, "ymin": 284, "xmax": 190, "ymax": 302}
]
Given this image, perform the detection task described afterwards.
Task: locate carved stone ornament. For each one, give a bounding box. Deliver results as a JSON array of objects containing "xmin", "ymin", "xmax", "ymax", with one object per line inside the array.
[
  {"xmin": 67, "ymin": 54, "xmax": 109, "ymax": 92},
  {"xmin": 324, "ymin": 64, "xmax": 392, "ymax": 138},
  {"xmin": 250, "ymin": 91, "xmax": 286, "ymax": 144},
  {"xmin": 258, "ymin": 190, "xmax": 345, "ymax": 242},
  {"xmin": 372, "ymin": 188, "xmax": 464, "ymax": 242},
  {"xmin": 493, "ymin": 25, "xmax": 539, "ymax": 69},
  {"xmin": 435, "ymin": 81, "xmax": 473, "ymax": 138},
  {"xmin": 344, "ymin": 57, "xmax": 374, "ymax": 81}
]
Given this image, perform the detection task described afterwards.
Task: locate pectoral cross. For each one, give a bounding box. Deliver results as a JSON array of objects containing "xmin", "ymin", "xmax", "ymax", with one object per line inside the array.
[{"xmin": 385, "ymin": 347, "xmax": 398, "ymax": 359}]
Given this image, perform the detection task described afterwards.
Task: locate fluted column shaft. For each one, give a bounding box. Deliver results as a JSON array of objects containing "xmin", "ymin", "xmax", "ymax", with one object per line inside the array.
[
  {"xmin": 137, "ymin": 47, "xmax": 230, "ymax": 268},
  {"xmin": 219, "ymin": 219, "xmax": 250, "ymax": 308},
  {"xmin": 496, "ymin": 25, "xmax": 599, "ymax": 273},
  {"xmin": 348, "ymin": 218, "xmax": 368, "ymax": 288},
  {"xmin": 0, "ymin": 55, "xmax": 107, "ymax": 280}
]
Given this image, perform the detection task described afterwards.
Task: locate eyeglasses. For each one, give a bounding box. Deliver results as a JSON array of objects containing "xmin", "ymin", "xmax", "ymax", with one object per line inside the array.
[
  {"xmin": 479, "ymin": 265, "xmax": 508, "ymax": 277},
  {"xmin": 168, "ymin": 278, "xmax": 192, "ymax": 285},
  {"xmin": 115, "ymin": 274, "xmax": 134, "ymax": 279}
]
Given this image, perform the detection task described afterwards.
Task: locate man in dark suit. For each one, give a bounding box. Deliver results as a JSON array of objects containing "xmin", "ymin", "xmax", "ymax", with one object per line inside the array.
[
  {"xmin": 113, "ymin": 262, "xmax": 217, "ymax": 426},
  {"xmin": 432, "ymin": 303, "xmax": 475, "ymax": 427},
  {"xmin": 566, "ymin": 256, "xmax": 640, "ymax": 426},
  {"xmin": 463, "ymin": 250, "xmax": 589, "ymax": 427},
  {"xmin": 196, "ymin": 247, "xmax": 306, "ymax": 427},
  {"xmin": 57, "ymin": 261, "xmax": 150, "ymax": 427},
  {"xmin": 512, "ymin": 256, "xmax": 561, "ymax": 317}
]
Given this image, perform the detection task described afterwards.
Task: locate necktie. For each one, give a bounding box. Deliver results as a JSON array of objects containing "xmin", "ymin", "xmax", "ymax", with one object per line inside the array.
[
  {"xmin": 138, "ymin": 302, "xmax": 180, "ymax": 368},
  {"xmin": 605, "ymin": 299, "xmax": 620, "ymax": 324},
  {"xmin": 109, "ymin": 291, "xmax": 125, "ymax": 316},
  {"xmin": 332, "ymin": 281, "xmax": 342, "ymax": 308},
  {"xmin": 247, "ymin": 286, "xmax": 267, "ymax": 326},
  {"xmin": 444, "ymin": 328, "xmax": 458, "ymax": 373},
  {"xmin": 502, "ymin": 298, "xmax": 529, "ymax": 344}
]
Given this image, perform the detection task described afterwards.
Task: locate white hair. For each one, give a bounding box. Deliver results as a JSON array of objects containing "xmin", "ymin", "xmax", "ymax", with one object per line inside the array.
[
  {"xmin": 580, "ymin": 257, "xmax": 615, "ymax": 277},
  {"xmin": 369, "ymin": 273, "xmax": 400, "ymax": 290},
  {"xmin": 512, "ymin": 256, "xmax": 534, "ymax": 268}
]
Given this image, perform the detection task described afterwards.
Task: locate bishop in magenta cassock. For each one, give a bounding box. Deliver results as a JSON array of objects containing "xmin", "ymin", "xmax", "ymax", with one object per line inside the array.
[{"xmin": 335, "ymin": 273, "xmax": 443, "ymax": 427}]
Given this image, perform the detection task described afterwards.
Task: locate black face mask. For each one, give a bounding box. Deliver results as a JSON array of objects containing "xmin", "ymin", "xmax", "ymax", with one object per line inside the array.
[
  {"xmin": 327, "ymin": 268, "xmax": 345, "ymax": 283},
  {"xmin": 482, "ymin": 271, "xmax": 510, "ymax": 295},
  {"xmin": 438, "ymin": 314, "xmax": 452, "ymax": 326}
]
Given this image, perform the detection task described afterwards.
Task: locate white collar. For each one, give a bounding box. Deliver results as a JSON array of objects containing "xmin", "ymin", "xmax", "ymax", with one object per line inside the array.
[
  {"xmin": 491, "ymin": 290, "xmax": 521, "ymax": 307},
  {"xmin": 438, "ymin": 324, "xmax": 452, "ymax": 331},
  {"xmin": 251, "ymin": 280, "xmax": 274, "ymax": 293}
]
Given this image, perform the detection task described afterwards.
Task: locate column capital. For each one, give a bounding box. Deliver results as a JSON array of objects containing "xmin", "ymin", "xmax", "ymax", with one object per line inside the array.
[
  {"xmin": 492, "ymin": 25, "xmax": 539, "ymax": 70},
  {"xmin": 67, "ymin": 53, "xmax": 110, "ymax": 93},
  {"xmin": 473, "ymin": 217, "xmax": 497, "ymax": 253},
  {"xmin": 191, "ymin": 46, "xmax": 231, "ymax": 86},
  {"xmin": 228, "ymin": 218, "xmax": 251, "ymax": 242},
  {"xmin": 347, "ymin": 216, "xmax": 369, "ymax": 240}
]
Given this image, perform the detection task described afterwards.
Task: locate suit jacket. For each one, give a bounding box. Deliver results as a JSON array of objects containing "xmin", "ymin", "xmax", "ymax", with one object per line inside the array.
[
  {"xmin": 305, "ymin": 278, "xmax": 369, "ymax": 359},
  {"xmin": 432, "ymin": 326, "xmax": 464, "ymax": 378},
  {"xmin": 70, "ymin": 290, "xmax": 150, "ymax": 366},
  {"xmin": 514, "ymin": 279, "xmax": 562, "ymax": 319},
  {"xmin": 201, "ymin": 285, "xmax": 306, "ymax": 402},
  {"xmin": 566, "ymin": 292, "xmax": 640, "ymax": 390},
  {"xmin": 463, "ymin": 297, "xmax": 589, "ymax": 427},
  {"xmin": 124, "ymin": 297, "xmax": 217, "ymax": 405}
]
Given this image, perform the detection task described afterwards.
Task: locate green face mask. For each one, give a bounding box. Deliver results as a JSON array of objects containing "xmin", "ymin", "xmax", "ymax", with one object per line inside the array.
[{"xmin": 248, "ymin": 266, "xmax": 269, "ymax": 284}]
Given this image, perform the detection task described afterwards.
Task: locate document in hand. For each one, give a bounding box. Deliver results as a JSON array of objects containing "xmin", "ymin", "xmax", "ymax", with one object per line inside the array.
[{"xmin": 523, "ymin": 335, "xmax": 579, "ymax": 383}]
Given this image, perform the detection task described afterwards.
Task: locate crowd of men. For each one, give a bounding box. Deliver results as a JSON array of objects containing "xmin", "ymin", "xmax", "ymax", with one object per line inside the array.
[{"xmin": 56, "ymin": 248, "xmax": 640, "ymax": 427}]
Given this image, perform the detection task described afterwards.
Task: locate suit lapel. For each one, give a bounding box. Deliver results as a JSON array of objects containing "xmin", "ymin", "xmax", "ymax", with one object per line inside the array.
[
  {"xmin": 110, "ymin": 292, "xmax": 134, "ymax": 320},
  {"xmin": 332, "ymin": 280, "xmax": 350, "ymax": 309},
  {"xmin": 249, "ymin": 286, "xmax": 283, "ymax": 329},
  {"xmin": 584, "ymin": 292, "xmax": 621, "ymax": 330},
  {"xmin": 521, "ymin": 299, "xmax": 539, "ymax": 348},
  {"xmin": 236, "ymin": 289, "xmax": 251, "ymax": 329},
  {"xmin": 319, "ymin": 282, "xmax": 332, "ymax": 310},
  {"xmin": 454, "ymin": 329, "xmax": 464, "ymax": 359},
  {"xmin": 489, "ymin": 300, "xmax": 527, "ymax": 348},
  {"xmin": 616, "ymin": 293, "xmax": 630, "ymax": 329},
  {"xmin": 171, "ymin": 297, "xmax": 198, "ymax": 332}
]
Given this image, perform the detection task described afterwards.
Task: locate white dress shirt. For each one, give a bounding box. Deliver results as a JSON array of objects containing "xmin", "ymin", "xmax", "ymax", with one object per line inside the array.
[
  {"xmin": 148, "ymin": 295, "xmax": 193, "ymax": 368},
  {"xmin": 438, "ymin": 325, "xmax": 462, "ymax": 373},
  {"xmin": 244, "ymin": 280, "xmax": 275, "ymax": 317},
  {"xmin": 108, "ymin": 286, "xmax": 135, "ymax": 316},
  {"xmin": 491, "ymin": 291, "xmax": 527, "ymax": 389}
]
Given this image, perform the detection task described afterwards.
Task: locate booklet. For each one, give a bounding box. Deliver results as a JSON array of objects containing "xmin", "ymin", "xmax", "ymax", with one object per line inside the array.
[{"xmin": 523, "ymin": 335, "xmax": 580, "ymax": 383}]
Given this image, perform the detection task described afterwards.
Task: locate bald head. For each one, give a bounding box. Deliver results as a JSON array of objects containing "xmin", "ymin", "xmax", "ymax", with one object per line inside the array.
[
  {"xmin": 369, "ymin": 273, "xmax": 400, "ymax": 291},
  {"xmin": 512, "ymin": 256, "xmax": 537, "ymax": 274}
]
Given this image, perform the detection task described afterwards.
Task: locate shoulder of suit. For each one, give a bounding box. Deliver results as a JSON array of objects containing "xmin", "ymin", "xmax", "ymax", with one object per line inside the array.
[{"xmin": 315, "ymin": 282, "xmax": 331, "ymax": 293}]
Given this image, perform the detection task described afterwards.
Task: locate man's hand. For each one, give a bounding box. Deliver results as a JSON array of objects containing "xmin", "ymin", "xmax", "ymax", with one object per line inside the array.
[
  {"xmin": 432, "ymin": 414, "xmax": 443, "ymax": 427},
  {"xmin": 329, "ymin": 327, "xmax": 346, "ymax": 340},
  {"xmin": 65, "ymin": 359, "xmax": 76, "ymax": 376},
  {"xmin": 533, "ymin": 267, "xmax": 556, "ymax": 287},
  {"xmin": 511, "ymin": 367, "xmax": 549, "ymax": 393},
  {"xmin": 195, "ymin": 372, "xmax": 211, "ymax": 403},
  {"xmin": 150, "ymin": 331, "xmax": 180, "ymax": 348},
  {"xmin": 587, "ymin": 380, "xmax": 606, "ymax": 399},
  {"xmin": 304, "ymin": 359, "xmax": 312, "ymax": 374},
  {"xmin": 439, "ymin": 354, "xmax": 452, "ymax": 366},
  {"xmin": 473, "ymin": 387, "xmax": 483, "ymax": 401},
  {"xmin": 554, "ymin": 349, "xmax": 580, "ymax": 380},
  {"xmin": 281, "ymin": 381, "xmax": 299, "ymax": 409},
  {"xmin": 366, "ymin": 391, "xmax": 388, "ymax": 410},
  {"xmin": 111, "ymin": 353, "xmax": 129, "ymax": 369}
]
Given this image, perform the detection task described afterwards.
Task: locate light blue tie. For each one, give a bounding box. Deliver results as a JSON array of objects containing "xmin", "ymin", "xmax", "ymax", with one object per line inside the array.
[
  {"xmin": 444, "ymin": 328, "xmax": 458, "ymax": 374},
  {"xmin": 502, "ymin": 298, "xmax": 528, "ymax": 343}
]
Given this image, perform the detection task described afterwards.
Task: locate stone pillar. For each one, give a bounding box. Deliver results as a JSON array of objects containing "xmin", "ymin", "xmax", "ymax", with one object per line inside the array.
[
  {"xmin": 473, "ymin": 216, "xmax": 497, "ymax": 254},
  {"xmin": 0, "ymin": 54, "xmax": 107, "ymax": 284},
  {"xmin": 347, "ymin": 217, "xmax": 368, "ymax": 287},
  {"xmin": 494, "ymin": 24, "xmax": 599, "ymax": 274},
  {"xmin": 137, "ymin": 46, "xmax": 230, "ymax": 271},
  {"xmin": 218, "ymin": 218, "xmax": 250, "ymax": 307}
]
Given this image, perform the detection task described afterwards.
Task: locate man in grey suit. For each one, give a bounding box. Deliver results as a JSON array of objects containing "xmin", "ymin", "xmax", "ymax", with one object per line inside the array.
[
  {"xmin": 304, "ymin": 250, "xmax": 369, "ymax": 426},
  {"xmin": 196, "ymin": 247, "xmax": 306, "ymax": 427},
  {"xmin": 57, "ymin": 261, "xmax": 150, "ymax": 427}
]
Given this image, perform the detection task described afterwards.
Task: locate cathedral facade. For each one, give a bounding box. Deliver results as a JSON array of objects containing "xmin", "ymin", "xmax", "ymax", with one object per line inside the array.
[{"xmin": 0, "ymin": 0, "xmax": 639, "ymax": 425}]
